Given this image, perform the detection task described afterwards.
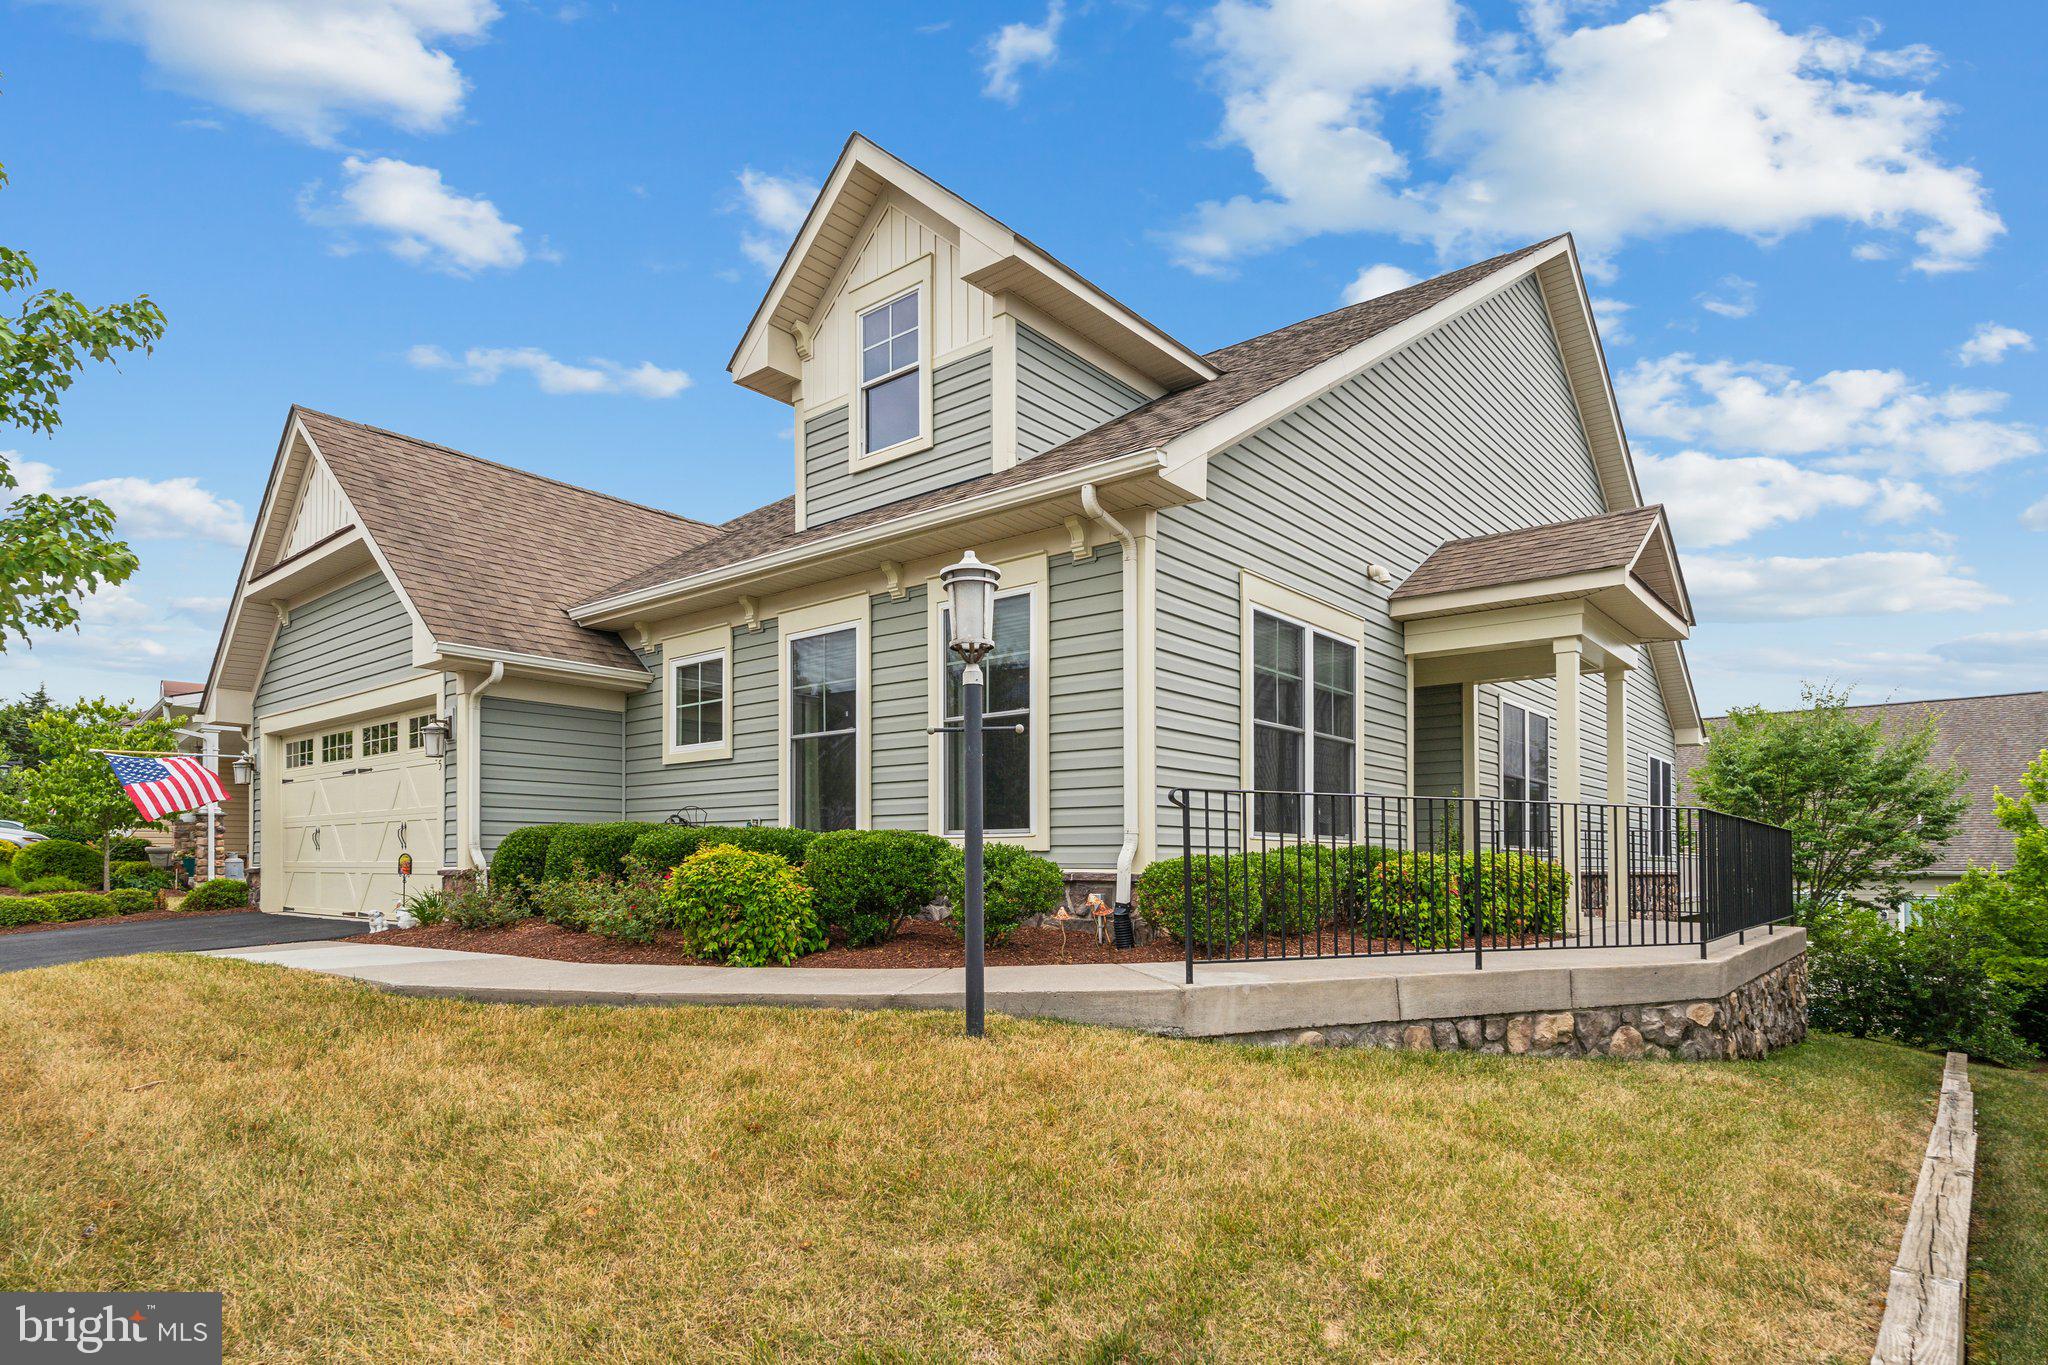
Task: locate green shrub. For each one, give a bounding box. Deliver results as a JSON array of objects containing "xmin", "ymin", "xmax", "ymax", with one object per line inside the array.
[
  {"xmin": 20, "ymin": 875, "xmax": 88, "ymax": 895},
  {"xmin": 0, "ymin": 860, "xmax": 17, "ymax": 889},
  {"xmin": 1356, "ymin": 852, "xmax": 1468, "ymax": 948},
  {"xmin": 804, "ymin": 829, "xmax": 948, "ymax": 947},
  {"xmin": 726, "ymin": 826, "xmax": 816, "ymax": 865},
  {"xmin": 489, "ymin": 825, "xmax": 560, "ymax": 892},
  {"xmin": 111, "ymin": 859, "xmax": 155, "ymax": 881},
  {"xmin": 1133, "ymin": 847, "xmax": 1334, "ymax": 951},
  {"xmin": 108, "ymin": 888, "xmax": 157, "ymax": 915},
  {"xmin": 402, "ymin": 889, "xmax": 449, "ymax": 926},
  {"xmin": 629, "ymin": 825, "xmax": 737, "ymax": 873},
  {"xmin": 181, "ymin": 878, "xmax": 250, "ymax": 910},
  {"xmin": 1808, "ymin": 904, "xmax": 2035, "ymax": 1067},
  {"xmin": 0, "ymin": 896, "xmax": 54, "ymax": 927},
  {"xmin": 943, "ymin": 842, "xmax": 1065, "ymax": 946},
  {"xmin": 527, "ymin": 876, "xmax": 603, "ymax": 932},
  {"xmin": 111, "ymin": 860, "xmax": 172, "ymax": 891},
  {"xmin": 441, "ymin": 880, "xmax": 530, "ymax": 931},
  {"xmin": 105, "ymin": 836, "xmax": 150, "ymax": 862},
  {"xmin": 1463, "ymin": 851, "xmax": 1570, "ymax": 937},
  {"xmin": 31, "ymin": 825, "xmax": 90, "ymax": 843},
  {"xmin": 43, "ymin": 892, "xmax": 114, "ymax": 922},
  {"xmin": 15, "ymin": 838, "xmax": 101, "ymax": 887},
  {"xmin": 541, "ymin": 822, "xmax": 662, "ymax": 883},
  {"xmin": 662, "ymin": 846, "xmax": 820, "ymax": 966}
]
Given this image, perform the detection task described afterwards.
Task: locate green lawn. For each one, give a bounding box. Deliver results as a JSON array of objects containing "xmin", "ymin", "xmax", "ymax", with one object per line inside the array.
[
  {"xmin": 0, "ymin": 955, "xmax": 2035, "ymax": 1363},
  {"xmin": 1969, "ymin": 1061, "xmax": 2048, "ymax": 1362}
]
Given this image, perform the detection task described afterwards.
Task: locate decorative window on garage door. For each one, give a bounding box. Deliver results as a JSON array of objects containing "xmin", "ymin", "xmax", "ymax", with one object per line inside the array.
[
  {"xmin": 363, "ymin": 720, "xmax": 398, "ymax": 756},
  {"xmin": 321, "ymin": 730, "xmax": 353, "ymax": 764},
  {"xmin": 285, "ymin": 738, "xmax": 313, "ymax": 769}
]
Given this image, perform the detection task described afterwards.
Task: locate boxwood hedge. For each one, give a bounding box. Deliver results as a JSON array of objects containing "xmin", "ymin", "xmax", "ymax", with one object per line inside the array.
[{"xmin": 14, "ymin": 838, "xmax": 102, "ymax": 887}]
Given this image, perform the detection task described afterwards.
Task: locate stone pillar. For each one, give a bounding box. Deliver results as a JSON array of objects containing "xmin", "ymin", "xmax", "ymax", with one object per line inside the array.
[
  {"xmin": 1605, "ymin": 665, "xmax": 1629, "ymax": 936},
  {"xmin": 1553, "ymin": 639, "xmax": 1584, "ymax": 923}
]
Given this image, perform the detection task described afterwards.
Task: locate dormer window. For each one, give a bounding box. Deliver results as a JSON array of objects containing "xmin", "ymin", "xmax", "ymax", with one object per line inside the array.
[{"xmin": 859, "ymin": 289, "xmax": 921, "ymax": 456}]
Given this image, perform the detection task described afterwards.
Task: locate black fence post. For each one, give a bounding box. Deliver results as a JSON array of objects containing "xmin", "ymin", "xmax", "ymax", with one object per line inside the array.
[{"xmin": 1173, "ymin": 789, "xmax": 1194, "ymax": 985}]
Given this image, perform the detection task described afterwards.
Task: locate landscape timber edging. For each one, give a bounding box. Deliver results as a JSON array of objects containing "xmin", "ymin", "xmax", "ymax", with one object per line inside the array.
[{"xmin": 1870, "ymin": 1051, "xmax": 1975, "ymax": 1364}]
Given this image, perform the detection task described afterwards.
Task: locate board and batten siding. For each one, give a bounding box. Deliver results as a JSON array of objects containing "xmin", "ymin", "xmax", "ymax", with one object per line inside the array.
[
  {"xmin": 802, "ymin": 349, "xmax": 993, "ymax": 527},
  {"xmin": 253, "ymin": 571, "xmax": 417, "ymax": 716},
  {"xmin": 477, "ymin": 698, "xmax": 624, "ymax": 859},
  {"xmin": 1016, "ymin": 324, "xmax": 1146, "ymax": 461},
  {"xmin": 623, "ymin": 625, "xmax": 780, "ymax": 826},
  {"xmin": 1152, "ymin": 275, "xmax": 1676, "ymax": 852}
]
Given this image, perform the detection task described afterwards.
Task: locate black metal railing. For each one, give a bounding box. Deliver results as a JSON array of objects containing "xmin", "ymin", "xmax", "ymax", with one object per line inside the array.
[{"xmin": 1165, "ymin": 789, "xmax": 1793, "ymax": 982}]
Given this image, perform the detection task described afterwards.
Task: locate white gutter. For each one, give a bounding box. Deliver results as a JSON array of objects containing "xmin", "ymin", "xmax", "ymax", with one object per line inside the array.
[
  {"xmin": 1079, "ymin": 484, "xmax": 1140, "ymax": 907},
  {"xmin": 466, "ymin": 661, "xmax": 505, "ymax": 875}
]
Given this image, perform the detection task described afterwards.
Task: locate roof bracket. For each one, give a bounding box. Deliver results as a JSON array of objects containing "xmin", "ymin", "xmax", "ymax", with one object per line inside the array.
[
  {"xmin": 738, "ymin": 595, "xmax": 761, "ymax": 632},
  {"xmin": 879, "ymin": 560, "xmax": 906, "ymax": 600},
  {"xmin": 1063, "ymin": 515, "xmax": 1093, "ymax": 561}
]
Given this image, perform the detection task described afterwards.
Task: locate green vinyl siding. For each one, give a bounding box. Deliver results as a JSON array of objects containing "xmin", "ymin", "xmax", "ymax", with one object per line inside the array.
[
  {"xmin": 870, "ymin": 586, "xmax": 929, "ymax": 831},
  {"xmin": 803, "ymin": 348, "xmax": 994, "ymax": 527},
  {"xmin": 254, "ymin": 571, "xmax": 417, "ymax": 716},
  {"xmin": 623, "ymin": 624, "xmax": 780, "ymax": 827},
  {"xmin": 1016, "ymin": 324, "xmax": 1146, "ymax": 461},
  {"xmin": 1047, "ymin": 546, "xmax": 1124, "ymax": 868},
  {"xmin": 477, "ymin": 698, "xmax": 625, "ymax": 859}
]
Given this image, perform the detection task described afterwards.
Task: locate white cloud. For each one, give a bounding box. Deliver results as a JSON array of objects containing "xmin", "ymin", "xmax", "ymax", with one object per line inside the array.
[
  {"xmin": 734, "ymin": 168, "xmax": 820, "ymax": 274},
  {"xmin": 1590, "ymin": 295, "xmax": 1632, "ymax": 345},
  {"xmin": 1955, "ymin": 322, "xmax": 2034, "ymax": 367},
  {"xmin": 57, "ymin": 0, "xmax": 503, "ymax": 146},
  {"xmin": 407, "ymin": 344, "xmax": 690, "ymax": 398},
  {"xmin": 302, "ymin": 156, "xmax": 528, "ymax": 274},
  {"xmin": 1618, "ymin": 353, "xmax": 2042, "ymax": 476},
  {"xmin": 1687, "ymin": 550, "xmax": 2005, "ymax": 621},
  {"xmin": 1638, "ymin": 450, "xmax": 1888, "ymax": 546},
  {"xmin": 1339, "ymin": 262, "xmax": 1419, "ymax": 303},
  {"xmin": 1173, "ymin": 0, "xmax": 2002, "ymax": 276},
  {"xmin": 2023, "ymin": 496, "xmax": 2048, "ymax": 531},
  {"xmin": 1705, "ymin": 628, "xmax": 2048, "ymax": 702},
  {"xmin": 1696, "ymin": 275, "xmax": 1757, "ymax": 319},
  {"xmin": 982, "ymin": 1, "xmax": 1065, "ymax": 104},
  {"xmin": 7, "ymin": 458, "xmax": 250, "ymax": 544}
]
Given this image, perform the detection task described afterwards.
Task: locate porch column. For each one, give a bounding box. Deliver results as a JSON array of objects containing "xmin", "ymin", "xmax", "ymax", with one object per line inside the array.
[
  {"xmin": 1553, "ymin": 639, "xmax": 1584, "ymax": 923},
  {"xmin": 1605, "ymin": 665, "xmax": 1629, "ymax": 935}
]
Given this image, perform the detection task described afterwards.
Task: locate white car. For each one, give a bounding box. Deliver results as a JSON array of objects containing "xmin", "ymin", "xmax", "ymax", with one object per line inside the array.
[{"xmin": 0, "ymin": 819, "xmax": 48, "ymax": 845}]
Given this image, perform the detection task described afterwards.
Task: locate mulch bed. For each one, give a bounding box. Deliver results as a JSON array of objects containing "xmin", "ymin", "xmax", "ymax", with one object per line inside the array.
[
  {"xmin": 0, "ymin": 905, "xmax": 250, "ymax": 938},
  {"xmin": 342, "ymin": 917, "xmax": 1556, "ymax": 968}
]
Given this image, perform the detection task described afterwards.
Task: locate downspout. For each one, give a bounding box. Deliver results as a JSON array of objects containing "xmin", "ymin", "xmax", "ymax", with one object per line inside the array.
[
  {"xmin": 467, "ymin": 661, "xmax": 505, "ymax": 877},
  {"xmin": 1079, "ymin": 484, "xmax": 1140, "ymax": 909}
]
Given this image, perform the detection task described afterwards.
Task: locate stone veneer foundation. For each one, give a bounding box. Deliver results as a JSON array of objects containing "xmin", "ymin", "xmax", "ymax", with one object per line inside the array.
[{"xmin": 1220, "ymin": 954, "xmax": 1808, "ymax": 1060}]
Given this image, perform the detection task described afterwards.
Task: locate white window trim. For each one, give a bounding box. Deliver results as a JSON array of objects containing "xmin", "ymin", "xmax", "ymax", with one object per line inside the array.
[
  {"xmin": 660, "ymin": 624, "xmax": 733, "ymax": 764},
  {"xmin": 1498, "ymin": 695, "xmax": 1556, "ymax": 851},
  {"xmin": 776, "ymin": 595, "xmax": 871, "ymax": 830},
  {"xmin": 847, "ymin": 255, "xmax": 936, "ymax": 473},
  {"xmin": 924, "ymin": 552, "xmax": 1052, "ymax": 850},
  {"xmin": 1238, "ymin": 573, "xmax": 1365, "ymax": 839}
]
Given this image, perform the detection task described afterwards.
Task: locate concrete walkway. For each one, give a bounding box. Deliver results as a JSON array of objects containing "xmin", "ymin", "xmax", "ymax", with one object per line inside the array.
[{"xmin": 215, "ymin": 928, "xmax": 1806, "ymax": 1038}]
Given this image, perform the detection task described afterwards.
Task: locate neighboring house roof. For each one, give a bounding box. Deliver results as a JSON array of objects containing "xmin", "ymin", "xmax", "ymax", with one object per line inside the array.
[
  {"xmin": 292, "ymin": 408, "xmax": 720, "ymax": 672},
  {"xmin": 1676, "ymin": 690, "xmax": 2048, "ymax": 877},
  {"xmin": 1391, "ymin": 505, "xmax": 1689, "ymax": 620},
  {"xmin": 596, "ymin": 238, "xmax": 1558, "ymax": 603},
  {"xmin": 160, "ymin": 680, "xmax": 204, "ymax": 697}
]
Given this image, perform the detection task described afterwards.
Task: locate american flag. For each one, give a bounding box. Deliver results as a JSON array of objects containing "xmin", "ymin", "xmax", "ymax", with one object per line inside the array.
[{"xmin": 104, "ymin": 752, "xmax": 229, "ymax": 822}]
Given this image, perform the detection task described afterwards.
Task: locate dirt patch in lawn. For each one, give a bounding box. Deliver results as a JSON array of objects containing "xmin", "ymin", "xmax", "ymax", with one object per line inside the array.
[
  {"xmin": 0, "ymin": 906, "xmax": 251, "ymax": 938},
  {"xmin": 345, "ymin": 917, "xmax": 1553, "ymax": 967}
]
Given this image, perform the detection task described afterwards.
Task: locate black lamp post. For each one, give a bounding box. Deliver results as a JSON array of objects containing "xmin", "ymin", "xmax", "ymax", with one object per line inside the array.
[{"xmin": 940, "ymin": 550, "xmax": 1001, "ymax": 1038}]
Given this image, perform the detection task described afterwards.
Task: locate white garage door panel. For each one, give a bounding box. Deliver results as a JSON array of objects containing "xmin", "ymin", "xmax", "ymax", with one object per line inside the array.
[{"xmin": 277, "ymin": 712, "xmax": 440, "ymax": 918}]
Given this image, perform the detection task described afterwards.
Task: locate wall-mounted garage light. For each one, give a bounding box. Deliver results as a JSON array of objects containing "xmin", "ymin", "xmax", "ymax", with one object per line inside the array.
[
  {"xmin": 231, "ymin": 754, "xmax": 257, "ymax": 786},
  {"xmin": 419, "ymin": 715, "xmax": 453, "ymax": 760}
]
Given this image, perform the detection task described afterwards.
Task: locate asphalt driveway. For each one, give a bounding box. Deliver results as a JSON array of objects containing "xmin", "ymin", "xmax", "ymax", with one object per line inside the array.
[{"xmin": 0, "ymin": 911, "xmax": 360, "ymax": 972}]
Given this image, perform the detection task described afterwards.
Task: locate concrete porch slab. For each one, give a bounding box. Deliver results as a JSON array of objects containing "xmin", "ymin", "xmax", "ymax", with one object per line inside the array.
[{"xmin": 211, "ymin": 928, "xmax": 1805, "ymax": 1045}]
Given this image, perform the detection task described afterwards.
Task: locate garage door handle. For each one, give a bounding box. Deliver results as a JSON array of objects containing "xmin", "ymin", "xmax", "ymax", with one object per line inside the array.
[
  {"xmin": 312, "ymin": 829, "xmax": 321, "ymax": 850},
  {"xmin": 398, "ymin": 822, "xmax": 408, "ymax": 849}
]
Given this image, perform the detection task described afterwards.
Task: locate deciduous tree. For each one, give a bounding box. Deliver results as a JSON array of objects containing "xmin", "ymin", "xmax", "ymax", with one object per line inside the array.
[{"xmin": 0, "ymin": 698, "xmax": 178, "ymax": 889}]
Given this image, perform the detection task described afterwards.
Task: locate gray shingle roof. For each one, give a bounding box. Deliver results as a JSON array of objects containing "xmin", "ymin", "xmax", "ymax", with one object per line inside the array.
[
  {"xmin": 1676, "ymin": 691, "xmax": 2048, "ymax": 876},
  {"xmin": 593, "ymin": 237, "xmax": 1562, "ymax": 603},
  {"xmin": 1390, "ymin": 505, "xmax": 1677, "ymax": 613},
  {"xmin": 292, "ymin": 408, "xmax": 719, "ymax": 671}
]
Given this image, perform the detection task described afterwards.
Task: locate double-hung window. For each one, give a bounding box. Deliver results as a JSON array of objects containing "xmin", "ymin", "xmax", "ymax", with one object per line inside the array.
[
  {"xmin": 1251, "ymin": 610, "xmax": 1358, "ymax": 836},
  {"xmin": 670, "ymin": 651, "xmax": 726, "ymax": 751},
  {"xmin": 1647, "ymin": 755, "xmax": 1675, "ymax": 857},
  {"xmin": 943, "ymin": 591, "xmax": 1032, "ymax": 833},
  {"xmin": 859, "ymin": 290, "xmax": 920, "ymax": 456},
  {"xmin": 1501, "ymin": 701, "xmax": 1552, "ymax": 850},
  {"xmin": 788, "ymin": 627, "xmax": 858, "ymax": 831}
]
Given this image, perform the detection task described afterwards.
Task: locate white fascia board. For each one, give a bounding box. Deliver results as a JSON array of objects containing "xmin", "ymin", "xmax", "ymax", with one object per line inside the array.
[
  {"xmin": 1543, "ymin": 236, "xmax": 1643, "ymax": 509},
  {"xmin": 431, "ymin": 643, "xmax": 651, "ymax": 689},
  {"xmin": 1159, "ymin": 240, "xmax": 1570, "ymax": 477},
  {"xmin": 572, "ymin": 447, "xmax": 1165, "ymax": 624}
]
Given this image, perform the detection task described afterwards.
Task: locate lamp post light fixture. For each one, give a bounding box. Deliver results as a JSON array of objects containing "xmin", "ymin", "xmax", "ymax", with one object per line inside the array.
[
  {"xmin": 419, "ymin": 715, "xmax": 454, "ymax": 760},
  {"xmin": 939, "ymin": 550, "xmax": 1002, "ymax": 1038}
]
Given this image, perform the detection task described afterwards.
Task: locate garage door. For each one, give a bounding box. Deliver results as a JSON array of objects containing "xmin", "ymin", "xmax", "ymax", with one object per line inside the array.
[{"xmin": 276, "ymin": 710, "xmax": 441, "ymax": 918}]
